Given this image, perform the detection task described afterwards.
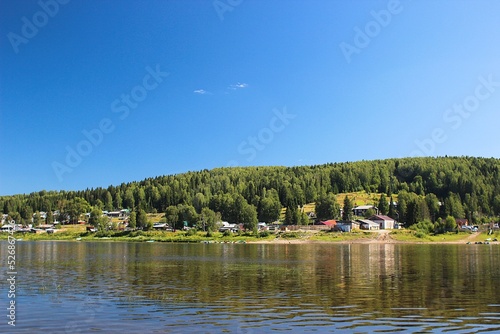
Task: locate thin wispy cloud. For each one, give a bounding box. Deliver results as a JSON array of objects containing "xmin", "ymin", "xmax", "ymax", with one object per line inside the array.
[
  {"xmin": 228, "ymin": 82, "xmax": 249, "ymax": 90},
  {"xmin": 194, "ymin": 82, "xmax": 249, "ymax": 96},
  {"xmin": 194, "ymin": 89, "xmax": 211, "ymax": 95}
]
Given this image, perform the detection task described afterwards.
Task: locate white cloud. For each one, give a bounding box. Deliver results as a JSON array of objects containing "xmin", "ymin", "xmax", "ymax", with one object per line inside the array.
[
  {"xmin": 194, "ymin": 89, "xmax": 210, "ymax": 95},
  {"xmin": 228, "ymin": 82, "xmax": 249, "ymax": 90}
]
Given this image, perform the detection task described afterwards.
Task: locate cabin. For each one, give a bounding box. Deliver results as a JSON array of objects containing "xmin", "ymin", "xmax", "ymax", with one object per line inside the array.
[
  {"xmin": 336, "ymin": 220, "xmax": 361, "ymax": 232},
  {"xmin": 219, "ymin": 222, "xmax": 240, "ymax": 233},
  {"xmin": 353, "ymin": 205, "xmax": 378, "ymax": 217},
  {"xmin": 258, "ymin": 222, "xmax": 267, "ymax": 231},
  {"xmin": 107, "ymin": 211, "xmax": 121, "ymax": 218},
  {"xmin": 455, "ymin": 218, "xmax": 469, "ymax": 228},
  {"xmin": 357, "ymin": 219, "xmax": 380, "ymax": 230},
  {"xmin": 314, "ymin": 220, "xmax": 337, "ymax": 227},
  {"xmin": 368, "ymin": 215, "xmax": 395, "ymax": 230},
  {"xmin": 153, "ymin": 223, "xmax": 168, "ymax": 230}
]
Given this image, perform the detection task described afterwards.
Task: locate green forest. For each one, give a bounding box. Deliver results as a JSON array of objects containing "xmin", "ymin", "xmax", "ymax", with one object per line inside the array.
[{"xmin": 2, "ymin": 156, "xmax": 500, "ymax": 232}]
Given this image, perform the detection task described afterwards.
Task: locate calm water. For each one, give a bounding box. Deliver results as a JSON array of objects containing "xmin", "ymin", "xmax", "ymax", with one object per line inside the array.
[{"xmin": 1, "ymin": 241, "xmax": 500, "ymax": 333}]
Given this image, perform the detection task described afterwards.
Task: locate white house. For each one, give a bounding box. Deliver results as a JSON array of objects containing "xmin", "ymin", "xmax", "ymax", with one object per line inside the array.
[
  {"xmin": 368, "ymin": 215, "xmax": 395, "ymax": 230},
  {"xmin": 219, "ymin": 222, "xmax": 240, "ymax": 233}
]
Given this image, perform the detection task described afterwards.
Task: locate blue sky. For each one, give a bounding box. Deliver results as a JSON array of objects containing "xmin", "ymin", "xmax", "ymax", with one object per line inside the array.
[{"xmin": 1, "ymin": 0, "xmax": 500, "ymax": 195}]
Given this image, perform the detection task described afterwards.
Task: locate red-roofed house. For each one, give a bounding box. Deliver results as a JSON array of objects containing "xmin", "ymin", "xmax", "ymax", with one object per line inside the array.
[
  {"xmin": 315, "ymin": 220, "xmax": 337, "ymax": 227},
  {"xmin": 368, "ymin": 215, "xmax": 395, "ymax": 230}
]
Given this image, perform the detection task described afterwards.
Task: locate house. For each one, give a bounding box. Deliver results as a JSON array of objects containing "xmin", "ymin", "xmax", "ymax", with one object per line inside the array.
[
  {"xmin": 258, "ymin": 222, "xmax": 267, "ymax": 231},
  {"xmin": 107, "ymin": 211, "xmax": 122, "ymax": 218},
  {"xmin": 120, "ymin": 209, "xmax": 131, "ymax": 217},
  {"xmin": 357, "ymin": 219, "xmax": 380, "ymax": 230},
  {"xmin": 353, "ymin": 205, "xmax": 378, "ymax": 217},
  {"xmin": 1, "ymin": 224, "xmax": 17, "ymax": 232},
  {"xmin": 455, "ymin": 218, "xmax": 469, "ymax": 228},
  {"xmin": 38, "ymin": 224, "xmax": 55, "ymax": 230},
  {"xmin": 218, "ymin": 222, "xmax": 240, "ymax": 233},
  {"xmin": 314, "ymin": 219, "xmax": 337, "ymax": 227},
  {"xmin": 368, "ymin": 215, "xmax": 395, "ymax": 229},
  {"xmin": 336, "ymin": 220, "xmax": 361, "ymax": 232},
  {"xmin": 32, "ymin": 211, "xmax": 47, "ymax": 219},
  {"xmin": 153, "ymin": 223, "xmax": 168, "ymax": 230}
]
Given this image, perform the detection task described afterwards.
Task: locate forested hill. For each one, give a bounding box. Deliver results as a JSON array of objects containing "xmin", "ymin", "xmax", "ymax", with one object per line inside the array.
[{"xmin": 2, "ymin": 156, "xmax": 500, "ymax": 226}]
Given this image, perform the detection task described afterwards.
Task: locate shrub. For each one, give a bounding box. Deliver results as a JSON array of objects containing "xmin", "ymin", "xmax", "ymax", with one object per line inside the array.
[
  {"xmin": 258, "ymin": 231, "xmax": 271, "ymax": 238},
  {"xmin": 415, "ymin": 231, "xmax": 427, "ymax": 239},
  {"xmin": 96, "ymin": 230, "xmax": 111, "ymax": 238},
  {"xmin": 223, "ymin": 230, "xmax": 232, "ymax": 237},
  {"xmin": 410, "ymin": 219, "xmax": 435, "ymax": 235},
  {"xmin": 280, "ymin": 232, "xmax": 302, "ymax": 239},
  {"xmin": 206, "ymin": 228, "xmax": 214, "ymax": 238},
  {"xmin": 130, "ymin": 231, "xmax": 143, "ymax": 237},
  {"xmin": 185, "ymin": 228, "xmax": 197, "ymax": 236}
]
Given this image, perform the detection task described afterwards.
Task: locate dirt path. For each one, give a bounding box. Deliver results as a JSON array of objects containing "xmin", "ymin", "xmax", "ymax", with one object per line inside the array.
[
  {"xmin": 374, "ymin": 230, "xmax": 395, "ymax": 243},
  {"xmin": 464, "ymin": 232, "xmax": 480, "ymax": 242}
]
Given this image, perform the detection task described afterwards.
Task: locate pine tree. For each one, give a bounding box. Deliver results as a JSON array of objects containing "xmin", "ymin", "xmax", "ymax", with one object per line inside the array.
[
  {"xmin": 46, "ymin": 210, "xmax": 54, "ymax": 224},
  {"xmin": 285, "ymin": 206, "xmax": 295, "ymax": 225},
  {"xmin": 378, "ymin": 194, "xmax": 389, "ymax": 215},
  {"xmin": 342, "ymin": 196, "xmax": 353, "ymax": 222},
  {"xmin": 388, "ymin": 196, "xmax": 397, "ymax": 219}
]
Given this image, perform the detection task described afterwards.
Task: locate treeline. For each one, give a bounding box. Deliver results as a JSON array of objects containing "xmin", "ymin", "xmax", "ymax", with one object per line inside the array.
[{"xmin": 1, "ymin": 157, "xmax": 500, "ymax": 229}]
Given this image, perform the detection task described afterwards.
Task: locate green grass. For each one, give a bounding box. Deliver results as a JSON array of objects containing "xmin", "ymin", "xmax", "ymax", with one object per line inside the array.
[
  {"xmin": 0, "ymin": 230, "xmax": 82, "ymax": 241},
  {"xmin": 0, "ymin": 229, "xmax": 276, "ymax": 243},
  {"xmin": 390, "ymin": 230, "xmax": 472, "ymax": 242},
  {"xmin": 2, "ymin": 226, "xmax": 487, "ymax": 244},
  {"xmin": 310, "ymin": 230, "xmax": 376, "ymax": 242},
  {"xmin": 281, "ymin": 191, "xmax": 399, "ymax": 219}
]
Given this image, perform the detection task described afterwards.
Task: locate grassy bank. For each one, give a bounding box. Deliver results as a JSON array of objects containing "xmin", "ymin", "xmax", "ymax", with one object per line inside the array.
[
  {"xmin": 0, "ymin": 228, "xmax": 366, "ymax": 243},
  {"xmin": 0, "ymin": 227, "xmax": 275, "ymax": 243},
  {"xmin": 310, "ymin": 230, "xmax": 376, "ymax": 242},
  {"xmin": 389, "ymin": 229, "xmax": 491, "ymax": 243},
  {"xmin": 1, "ymin": 226, "xmax": 495, "ymax": 244}
]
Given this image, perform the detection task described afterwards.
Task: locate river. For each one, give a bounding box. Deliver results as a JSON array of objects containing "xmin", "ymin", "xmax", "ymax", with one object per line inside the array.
[{"xmin": 1, "ymin": 241, "xmax": 500, "ymax": 333}]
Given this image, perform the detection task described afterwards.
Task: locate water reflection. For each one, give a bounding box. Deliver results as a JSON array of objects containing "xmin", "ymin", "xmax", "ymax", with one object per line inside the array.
[{"xmin": 1, "ymin": 241, "xmax": 500, "ymax": 332}]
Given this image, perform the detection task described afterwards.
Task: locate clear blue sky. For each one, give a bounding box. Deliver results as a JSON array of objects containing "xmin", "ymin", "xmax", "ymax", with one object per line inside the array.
[{"xmin": 1, "ymin": 0, "xmax": 500, "ymax": 195}]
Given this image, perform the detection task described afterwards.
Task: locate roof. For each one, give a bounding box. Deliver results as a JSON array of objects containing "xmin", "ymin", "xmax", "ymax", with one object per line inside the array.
[
  {"xmin": 368, "ymin": 215, "xmax": 394, "ymax": 221},
  {"xmin": 353, "ymin": 205, "xmax": 376, "ymax": 210},
  {"xmin": 317, "ymin": 220, "xmax": 336, "ymax": 226},
  {"xmin": 356, "ymin": 219, "xmax": 375, "ymax": 224}
]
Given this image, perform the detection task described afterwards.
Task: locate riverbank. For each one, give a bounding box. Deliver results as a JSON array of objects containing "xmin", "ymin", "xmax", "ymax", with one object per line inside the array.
[{"xmin": 1, "ymin": 227, "xmax": 497, "ymax": 245}]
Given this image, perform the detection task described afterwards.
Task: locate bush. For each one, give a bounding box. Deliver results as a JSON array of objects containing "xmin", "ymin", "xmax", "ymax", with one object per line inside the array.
[
  {"xmin": 206, "ymin": 228, "xmax": 214, "ymax": 238},
  {"xmin": 415, "ymin": 231, "xmax": 427, "ymax": 239},
  {"xmin": 96, "ymin": 230, "xmax": 111, "ymax": 238},
  {"xmin": 129, "ymin": 231, "xmax": 144, "ymax": 237},
  {"xmin": 280, "ymin": 232, "xmax": 302, "ymax": 239},
  {"xmin": 258, "ymin": 231, "xmax": 271, "ymax": 238},
  {"xmin": 410, "ymin": 219, "xmax": 435, "ymax": 235},
  {"xmin": 223, "ymin": 229, "xmax": 232, "ymax": 237},
  {"xmin": 185, "ymin": 228, "xmax": 197, "ymax": 236}
]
